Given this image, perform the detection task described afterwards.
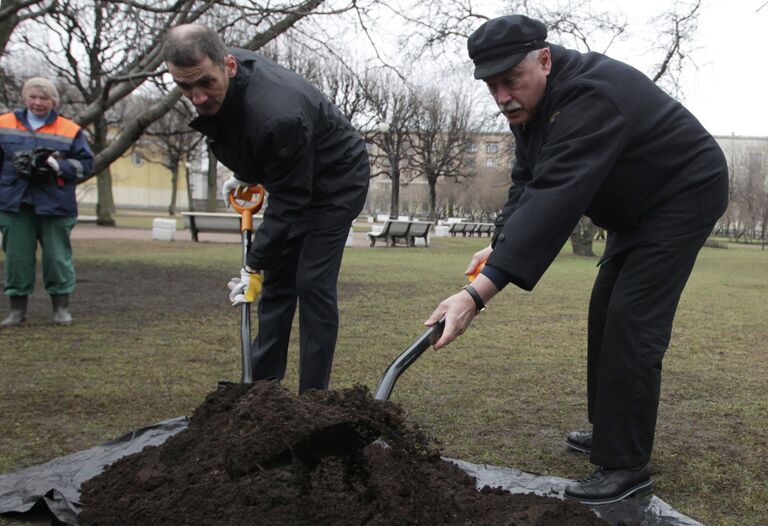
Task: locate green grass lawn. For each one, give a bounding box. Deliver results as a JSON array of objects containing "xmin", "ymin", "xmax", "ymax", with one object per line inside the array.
[{"xmin": 0, "ymin": 236, "xmax": 766, "ymax": 525}]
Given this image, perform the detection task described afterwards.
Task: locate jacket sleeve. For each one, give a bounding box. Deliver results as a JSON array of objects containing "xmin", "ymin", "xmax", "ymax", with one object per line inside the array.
[
  {"xmin": 487, "ymin": 85, "xmax": 630, "ymax": 290},
  {"xmin": 246, "ymin": 115, "xmax": 313, "ymax": 271},
  {"xmin": 58, "ymin": 128, "xmax": 93, "ymax": 182}
]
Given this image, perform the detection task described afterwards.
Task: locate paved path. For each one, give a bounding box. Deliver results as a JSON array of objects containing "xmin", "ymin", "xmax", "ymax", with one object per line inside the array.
[{"xmin": 71, "ymin": 224, "xmax": 374, "ymax": 247}]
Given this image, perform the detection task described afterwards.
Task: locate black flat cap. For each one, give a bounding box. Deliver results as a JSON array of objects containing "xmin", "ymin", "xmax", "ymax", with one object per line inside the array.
[{"xmin": 467, "ymin": 15, "xmax": 547, "ymax": 80}]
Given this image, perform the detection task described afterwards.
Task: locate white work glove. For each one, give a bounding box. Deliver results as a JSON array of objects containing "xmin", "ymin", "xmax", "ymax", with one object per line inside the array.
[
  {"xmin": 46, "ymin": 156, "xmax": 61, "ymax": 174},
  {"xmin": 221, "ymin": 176, "xmax": 249, "ymax": 209},
  {"xmin": 227, "ymin": 267, "xmax": 263, "ymax": 306}
]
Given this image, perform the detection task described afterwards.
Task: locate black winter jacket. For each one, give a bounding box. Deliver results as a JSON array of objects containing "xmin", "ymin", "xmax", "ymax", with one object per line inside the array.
[
  {"xmin": 487, "ymin": 44, "xmax": 728, "ymax": 290},
  {"xmin": 191, "ymin": 49, "xmax": 370, "ymax": 270}
]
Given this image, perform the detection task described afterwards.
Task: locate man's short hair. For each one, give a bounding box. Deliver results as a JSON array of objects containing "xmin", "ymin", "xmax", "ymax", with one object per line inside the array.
[
  {"xmin": 164, "ymin": 24, "xmax": 228, "ymax": 67},
  {"xmin": 22, "ymin": 77, "xmax": 59, "ymax": 107}
]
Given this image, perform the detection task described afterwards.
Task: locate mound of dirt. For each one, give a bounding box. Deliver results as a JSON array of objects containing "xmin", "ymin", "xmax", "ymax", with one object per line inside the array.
[{"xmin": 79, "ymin": 381, "xmax": 613, "ymax": 526}]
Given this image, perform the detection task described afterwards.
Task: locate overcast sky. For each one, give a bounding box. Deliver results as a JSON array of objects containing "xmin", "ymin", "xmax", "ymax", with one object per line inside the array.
[
  {"xmin": 612, "ymin": 0, "xmax": 767, "ymax": 137},
  {"xmin": 360, "ymin": 0, "xmax": 766, "ymax": 137}
]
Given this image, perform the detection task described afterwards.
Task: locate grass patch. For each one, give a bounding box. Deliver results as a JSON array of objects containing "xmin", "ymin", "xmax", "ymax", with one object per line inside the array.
[{"xmin": 0, "ymin": 237, "xmax": 765, "ymax": 526}]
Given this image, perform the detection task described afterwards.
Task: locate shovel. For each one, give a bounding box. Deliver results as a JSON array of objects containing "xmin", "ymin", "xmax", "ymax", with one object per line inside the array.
[
  {"xmin": 373, "ymin": 319, "xmax": 445, "ymax": 401},
  {"xmin": 373, "ymin": 260, "xmax": 487, "ymax": 401},
  {"xmin": 227, "ymin": 184, "xmax": 266, "ymax": 384}
]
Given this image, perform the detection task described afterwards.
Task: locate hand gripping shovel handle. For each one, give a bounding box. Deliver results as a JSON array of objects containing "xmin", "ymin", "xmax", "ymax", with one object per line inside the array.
[
  {"xmin": 372, "ymin": 259, "xmax": 487, "ymax": 401},
  {"xmin": 373, "ymin": 319, "xmax": 445, "ymax": 401},
  {"xmin": 230, "ymin": 185, "xmax": 266, "ymax": 384}
]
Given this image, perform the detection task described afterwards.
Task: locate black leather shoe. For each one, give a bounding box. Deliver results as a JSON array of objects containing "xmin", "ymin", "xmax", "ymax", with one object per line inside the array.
[
  {"xmin": 564, "ymin": 465, "xmax": 652, "ymax": 505},
  {"xmin": 565, "ymin": 430, "xmax": 592, "ymax": 453}
]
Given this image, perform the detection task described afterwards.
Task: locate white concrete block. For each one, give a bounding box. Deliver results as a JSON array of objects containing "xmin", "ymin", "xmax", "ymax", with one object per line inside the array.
[
  {"xmin": 345, "ymin": 227, "xmax": 355, "ymax": 247},
  {"xmin": 152, "ymin": 217, "xmax": 177, "ymax": 241},
  {"xmin": 434, "ymin": 225, "xmax": 450, "ymax": 237}
]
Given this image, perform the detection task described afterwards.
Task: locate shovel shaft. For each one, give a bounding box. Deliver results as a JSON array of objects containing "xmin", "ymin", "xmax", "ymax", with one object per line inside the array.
[
  {"xmin": 373, "ymin": 320, "xmax": 445, "ymax": 401},
  {"xmin": 241, "ymin": 229, "xmax": 253, "ymax": 384}
]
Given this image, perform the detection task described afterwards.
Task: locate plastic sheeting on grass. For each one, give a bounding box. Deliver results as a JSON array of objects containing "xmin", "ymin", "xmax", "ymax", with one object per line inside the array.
[{"xmin": 0, "ymin": 417, "xmax": 703, "ymax": 526}]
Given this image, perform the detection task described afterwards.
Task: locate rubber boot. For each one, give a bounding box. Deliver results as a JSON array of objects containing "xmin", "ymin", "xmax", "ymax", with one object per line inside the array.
[
  {"xmin": 1, "ymin": 296, "xmax": 28, "ymax": 327},
  {"xmin": 51, "ymin": 294, "xmax": 73, "ymax": 325}
]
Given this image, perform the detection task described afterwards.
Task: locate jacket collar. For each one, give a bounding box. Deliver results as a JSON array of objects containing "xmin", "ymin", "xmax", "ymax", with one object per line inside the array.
[{"xmin": 15, "ymin": 108, "xmax": 59, "ymax": 131}]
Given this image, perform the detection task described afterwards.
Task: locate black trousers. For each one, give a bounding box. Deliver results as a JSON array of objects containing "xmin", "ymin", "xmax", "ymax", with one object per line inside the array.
[
  {"xmin": 251, "ymin": 223, "xmax": 349, "ymax": 393},
  {"xmin": 587, "ymin": 225, "xmax": 713, "ymax": 468}
]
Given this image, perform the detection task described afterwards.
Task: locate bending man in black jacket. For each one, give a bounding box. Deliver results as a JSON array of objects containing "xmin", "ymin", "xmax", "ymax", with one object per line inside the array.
[
  {"xmin": 425, "ymin": 15, "xmax": 728, "ymax": 504},
  {"xmin": 164, "ymin": 25, "xmax": 369, "ymax": 394}
]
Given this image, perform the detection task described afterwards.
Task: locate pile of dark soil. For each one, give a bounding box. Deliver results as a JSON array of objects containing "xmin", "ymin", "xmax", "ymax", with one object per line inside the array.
[{"xmin": 79, "ymin": 381, "xmax": 613, "ymax": 526}]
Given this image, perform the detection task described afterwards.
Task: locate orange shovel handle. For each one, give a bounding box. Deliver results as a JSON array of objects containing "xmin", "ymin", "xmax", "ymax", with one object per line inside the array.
[
  {"xmin": 467, "ymin": 260, "xmax": 486, "ymax": 282},
  {"xmin": 229, "ymin": 185, "xmax": 266, "ymax": 232}
]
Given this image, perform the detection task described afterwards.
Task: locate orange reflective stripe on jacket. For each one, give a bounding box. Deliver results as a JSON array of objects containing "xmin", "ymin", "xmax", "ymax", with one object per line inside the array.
[{"xmin": 0, "ymin": 113, "xmax": 81, "ymax": 147}]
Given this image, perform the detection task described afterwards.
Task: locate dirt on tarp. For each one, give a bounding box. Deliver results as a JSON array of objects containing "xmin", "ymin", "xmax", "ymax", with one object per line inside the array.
[{"xmin": 78, "ymin": 381, "xmax": 619, "ymax": 526}]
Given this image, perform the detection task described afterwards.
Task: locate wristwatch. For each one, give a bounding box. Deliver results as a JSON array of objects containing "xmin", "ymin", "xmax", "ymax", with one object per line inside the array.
[{"xmin": 462, "ymin": 284, "xmax": 486, "ymax": 313}]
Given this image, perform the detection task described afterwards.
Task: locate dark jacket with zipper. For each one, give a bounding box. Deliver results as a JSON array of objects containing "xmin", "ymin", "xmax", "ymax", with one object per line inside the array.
[
  {"xmin": 0, "ymin": 109, "xmax": 93, "ymax": 216},
  {"xmin": 487, "ymin": 44, "xmax": 728, "ymax": 291},
  {"xmin": 190, "ymin": 48, "xmax": 370, "ymax": 271}
]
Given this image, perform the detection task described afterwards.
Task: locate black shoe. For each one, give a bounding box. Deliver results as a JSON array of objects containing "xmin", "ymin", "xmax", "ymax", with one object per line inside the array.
[
  {"xmin": 564, "ymin": 465, "xmax": 653, "ymax": 505},
  {"xmin": 565, "ymin": 430, "xmax": 592, "ymax": 453}
]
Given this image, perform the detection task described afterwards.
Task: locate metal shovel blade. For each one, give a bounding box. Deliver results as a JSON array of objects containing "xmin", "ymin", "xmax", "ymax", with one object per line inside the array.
[{"xmin": 373, "ymin": 319, "xmax": 445, "ymax": 401}]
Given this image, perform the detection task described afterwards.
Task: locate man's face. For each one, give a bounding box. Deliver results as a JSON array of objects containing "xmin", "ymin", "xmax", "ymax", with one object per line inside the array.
[
  {"xmin": 168, "ymin": 55, "xmax": 237, "ymax": 117},
  {"xmin": 24, "ymin": 88, "xmax": 55, "ymax": 117},
  {"xmin": 483, "ymin": 48, "xmax": 551, "ymax": 126}
]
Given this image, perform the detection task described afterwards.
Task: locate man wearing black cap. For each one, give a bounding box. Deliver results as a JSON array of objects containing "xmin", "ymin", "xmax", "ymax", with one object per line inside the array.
[{"xmin": 425, "ymin": 15, "xmax": 728, "ymax": 505}]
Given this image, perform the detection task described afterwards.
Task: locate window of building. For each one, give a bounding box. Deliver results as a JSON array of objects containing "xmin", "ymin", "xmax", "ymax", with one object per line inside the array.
[
  {"xmin": 485, "ymin": 158, "xmax": 497, "ymax": 168},
  {"xmin": 486, "ymin": 142, "xmax": 498, "ymax": 154},
  {"xmin": 132, "ymin": 150, "xmax": 145, "ymax": 167},
  {"xmin": 466, "ymin": 142, "xmax": 477, "ymax": 153}
]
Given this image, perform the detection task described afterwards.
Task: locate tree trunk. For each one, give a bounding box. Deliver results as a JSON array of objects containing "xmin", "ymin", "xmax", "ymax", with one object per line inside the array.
[
  {"xmin": 0, "ymin": 8, "xmax": 19, "ymax": 57},
  {"xmin": 185, "ymin": 161, "xmax": 194, "ymax": 212},
  {"xmin": 95, "ymin": 168, "xmax": 116, "ymax": 226},
  {"xmin": 428, "ymin": 178, "xmax": 437, "ymax": 222},
  {"xmin": 168, "ymin": 159, "xmax": 179, "ymax": 216},
  {"xmin": 92, "ymin": 116, "xmax": 115, "ymax": 226},
  {"xmin": 569, "ymin": 216, "xmax": 596, "ymax": 257},
  {"xmin": 206, "ymin": 147, "xmax": 218, "ymax": 212},
  {"xmin": 388, "ymin": 167, "xmax": 400, "ymax": 219}
]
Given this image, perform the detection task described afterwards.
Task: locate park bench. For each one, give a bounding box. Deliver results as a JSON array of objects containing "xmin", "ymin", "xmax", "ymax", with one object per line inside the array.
[
  {"xmin": 407, "ymin": 221, "xmax": 432, "ymax": 247},
  {"xmin": 367, "ymin": 220, "xmax": 432, "ymax": 247},
  {"xmin": 367, "ymin": 220, "xmax": 393, "ymax": 246},
  {"xmin": 448, "ymin": 222, "xmax": 468, "ymax": 236},
  {"xmin": 388, "ymin": 220, "xmax": 413, "ymax": 246},
  {"xmin": 181, "ymin": 211, "xmax": 263, "ymax": 242},
  {"xmin": 472, "ymin": 223, "xmax": 494, "ymax": 237},
  {"xmin": 448, "ymin": 222, "xmax": 494, "ymax": 237}
]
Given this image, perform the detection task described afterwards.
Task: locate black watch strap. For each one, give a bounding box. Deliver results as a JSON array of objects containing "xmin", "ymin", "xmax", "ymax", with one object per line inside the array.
[{"xmin": 463, "ymin": 284, "xmax": 486, "ymax": 313}]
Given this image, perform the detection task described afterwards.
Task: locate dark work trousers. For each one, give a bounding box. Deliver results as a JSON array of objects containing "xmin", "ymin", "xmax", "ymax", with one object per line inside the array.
[
  {"xmin": 587, "ymin": 224, "xmax": 714, "ymax": 469},
  {"xmin": 251, "ymin": 223, "xmax": 350, "ymax": 394}
]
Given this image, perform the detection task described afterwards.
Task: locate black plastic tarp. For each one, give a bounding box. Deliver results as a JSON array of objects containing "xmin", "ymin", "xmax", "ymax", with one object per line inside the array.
[
  {"xmin": 0, "ymin": 417, "xmax": 189, "ymax": 525},
  {"xmin": 0, "ymin": 417, "xmax": 703, "ymax": 526}
]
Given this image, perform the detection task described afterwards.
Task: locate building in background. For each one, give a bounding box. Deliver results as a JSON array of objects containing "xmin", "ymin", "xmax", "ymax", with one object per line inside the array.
[
  {"xmin": 81, "ymin": 133, "xmax": 767, "ymax": 237},
  {"xmin": 77, "ymin": 138, "xmax": 190, "ymax": 211}
]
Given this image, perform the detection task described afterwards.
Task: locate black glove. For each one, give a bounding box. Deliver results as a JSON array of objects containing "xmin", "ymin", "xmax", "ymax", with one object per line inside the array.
[{"xmin": 12, "ymin": 147, "xmax": 57, "ymax": 183}]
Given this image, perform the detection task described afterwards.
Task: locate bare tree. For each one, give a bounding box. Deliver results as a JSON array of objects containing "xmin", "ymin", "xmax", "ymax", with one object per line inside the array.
[
  {"xmin": 0, "ymin": 0, "xmax": 55, "ymax": 56},
  {"xmin": 2, "ymin": 0, "xmax": 357, "ymax": 224},
  {"xmin": 142, "ymin": 99, "xmax": 204, "ymax": 215},
  {"xmin": 361, "ymin": 72, "xmax": 418, "ymax": 218},
  {"xmin": 647, "ymin": 0, "xmax": 702, "ymax": 94},
  {"xmin": 409, "ymin": 87, "xmax": 476, "ymax": 221}
]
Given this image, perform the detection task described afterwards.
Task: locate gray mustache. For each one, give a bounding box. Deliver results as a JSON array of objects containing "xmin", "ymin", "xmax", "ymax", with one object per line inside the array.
[{"xmin": 499, "ymin": 101, "xmax": 522, "ymax": 113}]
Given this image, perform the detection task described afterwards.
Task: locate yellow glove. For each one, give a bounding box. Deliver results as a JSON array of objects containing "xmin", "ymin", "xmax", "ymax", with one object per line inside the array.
[{"xmin": 227, "ymin": 267, "xmax": 263, "ymax": 306}]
